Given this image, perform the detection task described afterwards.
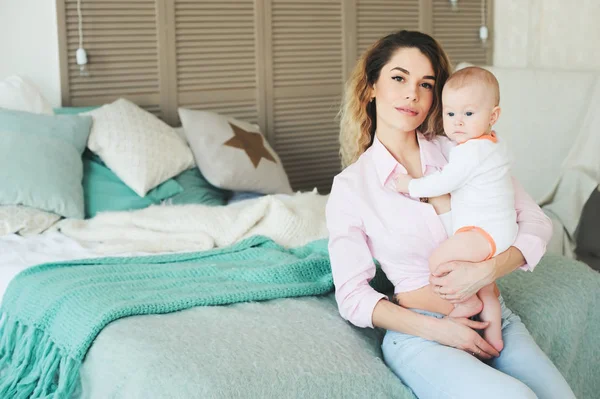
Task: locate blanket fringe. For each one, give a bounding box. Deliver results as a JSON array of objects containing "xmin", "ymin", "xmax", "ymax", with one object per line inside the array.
[{"xmin": 0, "ymin": 313, "xmax": 80, "ymax": 399}]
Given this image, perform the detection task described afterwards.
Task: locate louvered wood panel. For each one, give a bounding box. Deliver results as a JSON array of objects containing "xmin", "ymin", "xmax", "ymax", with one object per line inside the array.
[
  {"xmin": 174, "ymin": 0, "xmax": 258, "ymax": 123},
  {"xmin": 432, "ymin": 0, "xmax": 491, "ymax": 66},
  {"xmin": 357, "ymin": 0, "xmax": 420, "ymax": 56},
  {"xmin": 269, "ymin": 0, "xmax": 343, "ymax": 194},
  {"xmin": 271, "ymin": 1, "xmax": 342, "ymax": 88},
  {"xmin": 176, "ymin": 99, "xmax": 259, "ymax": 126},
  {"xmin": 273, "ymin": 95, "xmax": 340, "ymax": 193},
  {"xmin": 58, "ymin": 0, "xmax": 494, "ymax": 190},
  {"xmin": 62, "ymin": 0, "xmax": 161, "ymax": 116}
]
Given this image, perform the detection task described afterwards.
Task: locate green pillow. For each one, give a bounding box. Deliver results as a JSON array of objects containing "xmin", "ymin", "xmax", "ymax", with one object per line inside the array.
[
  {"xmin": 169, "ymin": 168, "xmax": 230, "ymax": 206},
  {"xmin": 83, "ymin": 151, "xmax": 183, "ymax": 218},
  {"xmin": 54, "ymin": 106, "xmax": 101, "ymax": 115},
  {"xmin": 0, "ymin": 108, "xmax": 92, "ymax": 218}
]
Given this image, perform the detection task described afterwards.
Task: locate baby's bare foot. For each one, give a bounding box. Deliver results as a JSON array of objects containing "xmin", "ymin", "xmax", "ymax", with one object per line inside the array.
[
  {"xmin": 449, "ymin": 297, "xmax": 483, "ymax": 318},
  {"xmin": 484, "ymin": 325, "xmax": 504, "ymax": 353}
]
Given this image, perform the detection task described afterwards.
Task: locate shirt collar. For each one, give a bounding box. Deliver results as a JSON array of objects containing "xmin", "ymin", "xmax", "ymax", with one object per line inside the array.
[{"xmin": 371, "ymin": 132, "xmax": 448, "ymax": 187}]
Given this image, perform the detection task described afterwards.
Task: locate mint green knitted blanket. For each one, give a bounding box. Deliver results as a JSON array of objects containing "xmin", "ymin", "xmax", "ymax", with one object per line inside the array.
[{"xmin": 0, "ymin": 235, "xmax": 333, "ymax": 398}]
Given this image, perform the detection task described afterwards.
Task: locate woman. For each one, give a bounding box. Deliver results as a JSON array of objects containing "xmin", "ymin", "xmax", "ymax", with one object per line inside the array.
[{"xmin": 326, "ymin": 30, "xmax": 575, "ymax": 399}]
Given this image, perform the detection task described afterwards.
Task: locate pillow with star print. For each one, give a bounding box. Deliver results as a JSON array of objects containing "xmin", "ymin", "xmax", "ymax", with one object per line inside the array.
[{"xmin": 178, "ymin": 108, "xmax": 293, "ymax": 195}]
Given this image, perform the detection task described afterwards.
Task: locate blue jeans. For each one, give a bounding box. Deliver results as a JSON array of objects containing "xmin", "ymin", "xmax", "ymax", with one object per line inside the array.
[{"xmin": 381, "ymin": 296, "xmax": 576, "ymax": 399}]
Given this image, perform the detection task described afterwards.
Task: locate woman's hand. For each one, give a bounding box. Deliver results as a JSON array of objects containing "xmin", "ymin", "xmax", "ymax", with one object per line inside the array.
[
  {"xmin": 434, "ymin": 317, "xmax": 500, "ymax": 359},
  {"xmin": 429, "ymin": 258, "xmax": 496, "ymax": 303}
]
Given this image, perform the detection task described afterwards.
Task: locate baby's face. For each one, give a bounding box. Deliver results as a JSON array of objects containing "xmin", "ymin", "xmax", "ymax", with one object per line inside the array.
[{"xmin": 442, "ymin": 84, "xmax": 497, "ymax": 144}]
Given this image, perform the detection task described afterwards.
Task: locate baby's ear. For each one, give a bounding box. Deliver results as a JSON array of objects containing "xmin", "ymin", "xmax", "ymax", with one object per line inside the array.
[{"xmin": 490, "ymin": 106, "xmax": 501, "ymax": 126}]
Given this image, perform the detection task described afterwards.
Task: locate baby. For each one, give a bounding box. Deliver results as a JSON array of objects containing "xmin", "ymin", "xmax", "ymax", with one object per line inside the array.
[{"xmin": 395, "ymin": 66, "xmax": 517, "ymax": 352}]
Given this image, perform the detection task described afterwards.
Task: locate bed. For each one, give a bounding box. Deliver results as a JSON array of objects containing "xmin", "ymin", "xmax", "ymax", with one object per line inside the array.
[
  {"xmin": 1, "ymin": 229, "xmax": 599, "ymax": 399},
  {"xmin": 1, "ymin": 77, "xmax": 600, "ymax": 399}
]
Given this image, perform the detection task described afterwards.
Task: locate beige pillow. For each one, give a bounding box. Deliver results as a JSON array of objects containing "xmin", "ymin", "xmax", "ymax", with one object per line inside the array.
[
  {"xmin": 178, "ymin": 108, "xmax": 292, "ymax": 195},
  {"xmin": 84, "ymin": 99, "xmax": 195, "ymax": 196},
  {"xmin": 0, "ymin": 206, "xmax": 61, "ymax": 236}
]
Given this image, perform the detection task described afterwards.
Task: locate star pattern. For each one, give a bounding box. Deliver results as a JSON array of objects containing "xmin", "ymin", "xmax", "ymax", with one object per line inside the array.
[{"xmin": 223, "ymin": 122, "xmax": 277, "ymax": 168}]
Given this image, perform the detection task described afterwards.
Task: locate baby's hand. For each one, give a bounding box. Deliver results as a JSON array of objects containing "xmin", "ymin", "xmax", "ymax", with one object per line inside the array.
[{"xmin": 394, "ymin": 173, "xmax": 412, "ymax": 193}]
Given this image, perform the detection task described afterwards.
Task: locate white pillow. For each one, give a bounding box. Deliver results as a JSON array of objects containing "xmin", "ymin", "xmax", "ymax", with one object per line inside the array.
[
  {"xmin": 0, "ymin": 206, "xmax": 61, "ymax": 236},
  {"xmin": 0, "ymin": 75, "xmax": 53, "ymax": 115},
  {"xmin": 178, "ymin": 108, "xmax": 293, "ymax": 195},
  {"xmin": 84, "ymin": 99, "xmax": 195, "ymax": 196},
  {"xmin": 173, "ymin": 126, "xmax": 187, "ymax": 143}
]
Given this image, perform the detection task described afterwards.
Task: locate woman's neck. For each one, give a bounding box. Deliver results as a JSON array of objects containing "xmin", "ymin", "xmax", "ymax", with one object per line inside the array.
[{"xmin": 376, "ymin": 128, "xmax": 419, "ymax": 165}]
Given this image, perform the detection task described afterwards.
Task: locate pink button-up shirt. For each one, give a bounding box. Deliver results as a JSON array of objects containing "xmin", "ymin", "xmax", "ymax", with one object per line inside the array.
[{"xmin": 325, "ymin": 133, "xmax": 553, "ymax": 328}]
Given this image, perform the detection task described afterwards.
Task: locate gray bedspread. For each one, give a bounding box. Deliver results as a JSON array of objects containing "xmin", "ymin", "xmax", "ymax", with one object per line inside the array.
[
  {"xmin": 77, "ymin": 254, "xmax": 600, "ymax": 399},
  {"xmin": 78, "ymin": 294, "xmax": 411, "ymax": 399}
]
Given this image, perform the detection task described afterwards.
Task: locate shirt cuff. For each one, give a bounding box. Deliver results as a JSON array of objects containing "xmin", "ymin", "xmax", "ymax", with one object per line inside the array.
[
  {"xmin": 512, "ymin": 233, "xmax": 547, "ymax": 271},
  {"xmin": 359, "ymin": 291, "xmax": 389, "ymax": 328}
]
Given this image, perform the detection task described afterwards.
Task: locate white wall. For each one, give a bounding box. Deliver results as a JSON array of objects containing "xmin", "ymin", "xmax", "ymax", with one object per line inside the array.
[
  {"xmin": 494, "ymin": 0, "xmax": 600, "ymax": 70},
  {"xmin": 0, "ymin": 0, "xmax": 61, "ymax": 107},
  {"xmin": 1, "ymin": 0, "xmax": 598, "ymax": 108}
]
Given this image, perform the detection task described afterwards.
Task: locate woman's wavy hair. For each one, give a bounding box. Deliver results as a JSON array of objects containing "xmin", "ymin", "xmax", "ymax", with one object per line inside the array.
[{"xmin": 339, "ymin": 30, "xmax": 451, "ymax": 168}]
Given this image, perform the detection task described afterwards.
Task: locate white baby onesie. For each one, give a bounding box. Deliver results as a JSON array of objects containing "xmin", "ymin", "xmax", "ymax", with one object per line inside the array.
[{"xmin": 408, "ymin": 134, "xmax": 518, "ymax": 256}]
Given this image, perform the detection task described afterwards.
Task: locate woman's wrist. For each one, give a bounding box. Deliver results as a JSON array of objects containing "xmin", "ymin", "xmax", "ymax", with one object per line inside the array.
[
  {"xmin": 491, "ymin": 246, "xmax": 526, "ymax": 281},
  {"xmin": 483, "ymin": 257, "xmax": 499, "ymax": 284},
  {"xmin": 422, "ymin": 316, "xmax": 445, "ymax": 342},
  {"xmin": 404, "ymin": 311, "xmax": 444, "ymax": 342},
  {"xmin": 372, "ymin": 299, "xmax": 442, "ymax": 341}
]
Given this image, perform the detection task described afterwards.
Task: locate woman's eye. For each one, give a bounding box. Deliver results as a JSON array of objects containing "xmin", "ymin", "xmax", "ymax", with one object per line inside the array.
[
  {"xmin": 421, "ymin": 83, "xmax": 433, "ymax": 89},
  {"xmin": 447, "ymin": 112, "xmax": 454, "ymax": 117},
  {"xmin": 392, "ymin": 76, "xmax": 404, "ymax": 82},
  {"xmin": 465, "ymin": 112, "xmax": 473, "ymax": 116}
]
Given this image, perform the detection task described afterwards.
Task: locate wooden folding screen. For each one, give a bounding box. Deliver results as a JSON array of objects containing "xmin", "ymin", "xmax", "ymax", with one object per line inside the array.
[{"xmin": 58, "ymin": 0, "xmax": 493, "ymax": 193}]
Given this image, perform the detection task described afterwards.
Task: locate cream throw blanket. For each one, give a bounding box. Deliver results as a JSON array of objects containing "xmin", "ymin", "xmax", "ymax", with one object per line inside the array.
[{"xmin": 56, "ymin": 190, "xmax": 329, "ymax": 254}]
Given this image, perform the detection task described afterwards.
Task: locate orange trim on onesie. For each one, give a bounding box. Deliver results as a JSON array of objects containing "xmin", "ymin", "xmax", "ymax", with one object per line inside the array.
[
  {"xmin": 456, "ymin": 225, "xmax": 497, "ymax": 260},
  {"xmin": 458, "ymin": 131, "xmax": 498, "ymax": 145}
]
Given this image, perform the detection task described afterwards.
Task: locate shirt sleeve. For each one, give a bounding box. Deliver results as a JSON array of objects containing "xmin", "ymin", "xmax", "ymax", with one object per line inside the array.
[
  {"xmin": 512, "ymin": 177, "xmax": 553, "ymax": 271},
  {"xmin": 325, "ymin": 176, "xmax": 387, "ymax": 328},
  {"xmin": 408, "ymin": 144, "xmax": 481, "ymax": 198}
]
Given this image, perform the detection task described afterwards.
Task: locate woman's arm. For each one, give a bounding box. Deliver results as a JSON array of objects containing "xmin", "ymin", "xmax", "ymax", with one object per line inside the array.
[
  {"xmin": 326, "ymin": 176, "xmax": 387, "ymax": 328},
  {"xmin": 510, "ymin": 176, "xmax": 553, "ymax": 270},
  {"xmin": 429, "ymin": 176, "xmax": 553, "ymax": 302}
]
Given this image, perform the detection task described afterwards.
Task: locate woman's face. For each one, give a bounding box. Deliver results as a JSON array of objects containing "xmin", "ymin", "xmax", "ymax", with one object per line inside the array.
[{"xmin": 371, "ymin": 47, "xmax": 436, "ymax": 134}]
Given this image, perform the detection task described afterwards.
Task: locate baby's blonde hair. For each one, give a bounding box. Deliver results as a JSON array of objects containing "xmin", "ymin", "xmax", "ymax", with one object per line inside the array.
[{"xmin": 444, "ymin": 66, "xmax": 500, "ymax": 106}]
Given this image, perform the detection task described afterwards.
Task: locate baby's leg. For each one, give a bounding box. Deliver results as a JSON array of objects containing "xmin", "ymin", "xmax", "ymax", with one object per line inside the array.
[
  {"xmin": 429, "ymin": 231, "xmax": 492, "ymax": 270},
  {"xmin": 478, "ymin": 284, "xmax": 504, "ymax": 352},
  {"xmin": 429, "ymin": 231, "xmax": 492, "ymax": 318}
]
